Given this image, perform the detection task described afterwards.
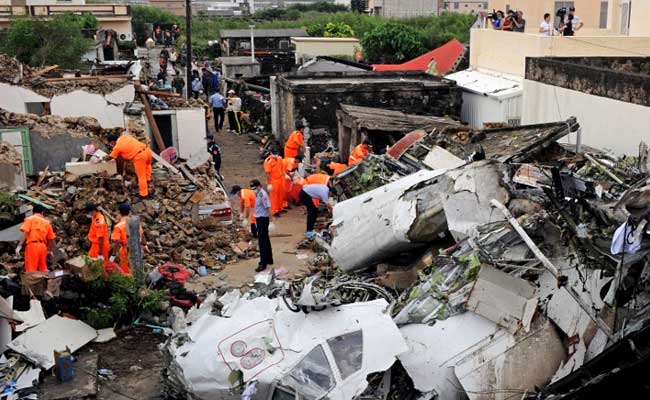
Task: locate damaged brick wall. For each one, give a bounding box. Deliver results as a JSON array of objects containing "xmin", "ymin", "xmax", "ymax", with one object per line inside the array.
[
  {"xmin": 274, "ymin": 72, "xmax": 463, "ymax": 143},
  {"xmin": 525, "ymin": 57, "xmax": 650, "ymax": 108}
]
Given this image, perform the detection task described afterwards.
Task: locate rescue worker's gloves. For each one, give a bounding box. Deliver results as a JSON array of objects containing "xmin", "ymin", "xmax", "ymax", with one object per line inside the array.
[
  {"xmin": 15, "ymin": 245, "xmax": 21, "ymax": 255},
  {"xmin": 97, "ymin": 255, "xmax": 104, "ymax": 261}
]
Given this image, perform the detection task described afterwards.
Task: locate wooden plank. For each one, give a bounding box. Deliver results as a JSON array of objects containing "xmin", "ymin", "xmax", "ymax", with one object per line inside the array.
[
  {"xmin": 139, "ymin": 93, "xmax": 166, "ymax": 151},
  {"xmin": 151, "ymin": 152, "xmax": 181, "ymax": 175},
  {"xmin": 17, "ymin": 194, "xmax": 54, "ymax": 210},
  {"xmin": 137, "ymin": 89, "xmax": 180, "ymax": 98},
  {"xmin": 98, "ymin": 206, "xmax": 117, "ymax": 224},
  {"xmin": 35, "ymin": 166, "xmax": 49, "ymax": 188},
  {"xmin": 179, "ymin": 164, "xmax": 202, "ymax": 188},
  {"xmin": 171, "ymin": 219, "xmax": 193, "ymax": 236},
  {"xmin": 30, "ymin": 65, "xmax": 59, "ymax": 78},
  {"xmin": 44, "ymin": 74, "xmax": 130, "ymax": 82}
]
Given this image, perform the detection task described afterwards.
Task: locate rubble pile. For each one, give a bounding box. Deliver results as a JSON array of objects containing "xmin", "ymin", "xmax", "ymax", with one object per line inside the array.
[
  {"xmin": 0, "ymin": 109, "xmax": 121, "ymax": 138},
  {"xmin": 31, "ymin": 79, "xmax": 130, "ymax": 98},
  {"xmin": 0, "ymin": 54, "xmax": 36, "ymax": 84},
  {"xmin": 0, "ymin": 141, "xmax": 22, "ymax": 166}
]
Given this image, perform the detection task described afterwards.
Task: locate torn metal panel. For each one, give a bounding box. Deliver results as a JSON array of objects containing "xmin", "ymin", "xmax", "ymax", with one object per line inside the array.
[
  {"xmin": 453, "ymin": 319, "xmax": 566, "ymax": 400},
  {"xmin": 7, "ymin": 315, "xmax": 97, "ymax": 369},
  {"xmin": 466, "ymin": 265, "xmax": 538, "ymax": 334},
  {"xmin": 398, "ymin": 313, "xmax": 501, "ymax": 399},
  {"xmin": 441, "ymin": 161, "xmax": 509, "ymax": 241},
  {"xmin": 164, "ymin": 299, "xmax": 407, "ymax": 400},
  {"xmin": 14, "ymin": 299, "xmax": 45, "ymax": 332},
  {"xmin": 422, "ymin": 146, "xmax": 465, "ymax": 170},
  {"xmin": 330, "ymin": 170, "xmax": 447, "ymax": 272}
]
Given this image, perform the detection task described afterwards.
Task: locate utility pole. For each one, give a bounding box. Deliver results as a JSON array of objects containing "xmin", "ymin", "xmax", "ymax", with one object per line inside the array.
[
  {"xmin": 249, "ymin": 24, "xmax": 255, "ymax": 63},
  {"xmin": 185, "ymin": 0, "xmax": 192, "ymax": 99}
]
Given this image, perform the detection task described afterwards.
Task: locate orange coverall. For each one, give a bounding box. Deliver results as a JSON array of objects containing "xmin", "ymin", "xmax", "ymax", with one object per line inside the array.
[
  {"xmin": 284, "ymin": 130, "xmax": 304, "ymax": 159},
  {"xmin": 20, "ymin": 213, "xmax": 55, "ymax": 273},
  {"xmin": 282, "ymin": 158, "xmax": 299, "ymax": 203},
  {"xmin": 328, "ymin": 162, "xmax": 348, "ymax": 176},
  {"xmin": 264, "ymin": 155, "xmax": 286, "ymax": 215},
  {"xmin": 109, "ymin": 135, "xmax": 153, "ymax": 197},
  {"xmin": 348, "ymin": 144, "xmax": 370, "ymax": 165},
  {"xmin": 305, "ymin": 173, "xmax": 331, "ymax": 185},
  {"xmin": 88, "ymin": 211, "xmax": 110, "ymax": 260},
  {"xmin": 110, "ymin": 216, "xmax": 143, "ymax": 275},
  {"xmin": 239, "ymin": 188, "xmax": 257, "ymax": 224}
]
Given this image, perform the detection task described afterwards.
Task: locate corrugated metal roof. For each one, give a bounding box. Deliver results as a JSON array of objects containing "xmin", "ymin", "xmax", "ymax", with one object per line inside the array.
[
  {"xmin": 219, "ymin": 29, "xmax": 308, "ymax": 38},
  {"xmin": 445, "ymin": 69, "xmax": 522, "ymax": 100}
]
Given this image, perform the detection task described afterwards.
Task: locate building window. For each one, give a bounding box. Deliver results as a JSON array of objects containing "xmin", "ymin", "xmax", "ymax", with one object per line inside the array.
[
  {"xmin": 599, "ymin": 1, "xmax": 608, "ymax": 28},
  {"xmin": 454, "ymin": 2, "xmax": 459, "ymax": 9},
  {"xmin": 483, "ymin": 2, "xmax": 488, "ymax": 8}
]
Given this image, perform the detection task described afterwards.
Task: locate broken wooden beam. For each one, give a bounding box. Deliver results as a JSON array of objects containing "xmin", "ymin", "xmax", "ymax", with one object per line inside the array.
[
  {"xmin": 98, "ymin": 206, "xmax": 117, "ymax": 224},
  {"xmin": 44, "ymin": 74, "xmax": 130, "ymax": 82},
  {"xmin": 139, "ymin": 93, "xmax": 166, "ymax": 152},
  {"xmin": 136, "ymin": 89, "xmax": 180, "ymax": 98},
  {"xmin": 179, "ymin": 164, "xmax": 202, "ymax": 188},
  {"xmin": 151, "ymin": 152, "xmax": 181, "ymax": 175},
  {"xmin": 30, "ymin": 65, "xmax": 59, "ymax": 78},
  {"xmin": 583, "ymin": 153, "xmax": 626, "ymax": 186}
]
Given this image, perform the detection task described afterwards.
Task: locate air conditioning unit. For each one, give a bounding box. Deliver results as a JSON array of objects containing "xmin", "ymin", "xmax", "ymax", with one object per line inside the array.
[{"xmin": 119, "ymin": 32, "xmax": 134, "ymax": 41}]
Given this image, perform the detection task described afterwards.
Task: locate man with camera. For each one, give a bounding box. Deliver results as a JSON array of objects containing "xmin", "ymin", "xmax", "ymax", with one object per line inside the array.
[
  {"xmin": 500, "ymin": 10, "xmax": 515, "ymax": 31},
  {"xmin": 487, "ymin": 10, "xmax": 504, "ymax": 30},
  {"xmin": 558, "ymin": 6, "xmax": 583, "ymax": 36},
  {"xmin": 513, "ymin": 11, "xmax": 526, "ymax": 32}
]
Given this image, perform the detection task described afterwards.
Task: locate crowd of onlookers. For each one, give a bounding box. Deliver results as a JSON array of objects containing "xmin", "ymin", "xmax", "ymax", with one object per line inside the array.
[{"xmin": 488, "ymin": 6, "xmax": 583, "ymax": 36}]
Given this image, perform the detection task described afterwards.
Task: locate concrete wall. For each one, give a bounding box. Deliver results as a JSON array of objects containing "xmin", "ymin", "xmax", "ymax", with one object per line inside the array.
[
  {"xmin": 521, "ymin": 79, "xmax": 650, "ymax": 155},
  {"xmin": 443, "ymin": 1, "xmax": 489, "ymax": 14},
  {"xmin": 292, "ymin": 38, "xmax": 361, "ymax": 64},
  {"xmin": 30, "ymin": 130, "xmax": 90, "ymax": 172},
  {"xmin": 0, "ymin": 83, "xmax": 49, "ymax": 114},
  {"xmin": 222, "ymin": 63, "xmax": 261, "ymax": 79},
  {"xmin": 470, "ymin": 29, "xmax": 650, "ymax": 76},
  {"xmin": 49, "ymin": 86, "xmax": 134, "ymax": 129},
  {"xmin": 273, "ymin": 73, "xmax": 462, "ymax": 143}
]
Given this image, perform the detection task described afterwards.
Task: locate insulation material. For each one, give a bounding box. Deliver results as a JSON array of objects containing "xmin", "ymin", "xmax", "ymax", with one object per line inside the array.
[
  {"xmin": 166, "ymin": 298, "xmax": 407, "ymax": 400},
  {"xmin": 7, "ymin": 315, "xmax": 97, "ymax": 369}
]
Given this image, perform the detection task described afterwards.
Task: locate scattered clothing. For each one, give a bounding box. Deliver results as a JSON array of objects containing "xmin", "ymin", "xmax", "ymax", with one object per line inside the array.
[{"xmin": 611, "ymin": 220, "xmax": 647, "ymax": 256}]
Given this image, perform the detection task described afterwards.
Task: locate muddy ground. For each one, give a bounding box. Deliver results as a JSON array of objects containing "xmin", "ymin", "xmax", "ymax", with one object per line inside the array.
[{"xmin": 75, "ymin": 124, "xmax": 312, "ymax": 399}]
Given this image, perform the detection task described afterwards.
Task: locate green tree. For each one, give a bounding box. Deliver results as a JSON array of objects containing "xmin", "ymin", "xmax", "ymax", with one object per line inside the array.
[
  {"xmin": 131, "ymin": 5, "xmax": 180, "ymax": 45},
  {"xmin": 361, "ymin": 22, "xmax": 423, "ymax": 63},
  {"xmin": 307, "ymin": 23, "xmax": 326, "ymax": 36},
  {"xmin": 1, "ymin": 14, "xmax": 93, "ymax": 68},
  {"xmin": 324, "ymin": 21, "xmax": 355, "ymax": 37}
]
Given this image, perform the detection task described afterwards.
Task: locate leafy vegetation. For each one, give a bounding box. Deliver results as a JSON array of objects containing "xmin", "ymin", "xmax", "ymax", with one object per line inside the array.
[
  {"xmin": 131, "ymin": 6, "xmax": 181, "ymax": 45},
  {"xmin": 0, "ymin": 13, "xmax": 94, "ymax": 68},
  {"xmin": 361, "ymin": 22, "xmax": 422, "ymax": 63},
  {"xmin": 82, "ymin": 270, "xmax": 165, "ymax": 329},
  {"xmin": 181, "ymin": 10, "xmax": 475, "ymax": 62}
]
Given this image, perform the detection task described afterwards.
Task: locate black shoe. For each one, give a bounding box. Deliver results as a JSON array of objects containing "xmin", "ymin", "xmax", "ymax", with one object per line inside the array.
[{"xmin": 255, "ymin": 265, "xmax": 267, "ymax": 272}]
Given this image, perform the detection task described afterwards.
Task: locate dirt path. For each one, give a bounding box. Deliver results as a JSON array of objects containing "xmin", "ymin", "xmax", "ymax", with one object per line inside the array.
[{"xmin": 185, "ymin": 125, "xmax": 312, "ymax": 290}]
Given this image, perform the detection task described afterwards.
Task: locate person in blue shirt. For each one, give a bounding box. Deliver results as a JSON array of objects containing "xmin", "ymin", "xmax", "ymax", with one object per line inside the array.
[
  {"xmin": 299, "ymin": 183, "xmax": 333, "ymax": 238},
  {"xmin": 208, "ymin": 91, "xmax": 225, "ymax": 132},
  {"xmin": 191, "ymin": 77, "xmax": 202, "ymax": 99},
  {"xmin": 490, "ymin": 10, "xmax": 504, "ymax": 29},
  {"xmin": 211, "ymin": 70, "xmax": 221, "ymax": 93},
  {"xmin": 251, "ymin": 179, "xmax": 274, "ymax": 272}
]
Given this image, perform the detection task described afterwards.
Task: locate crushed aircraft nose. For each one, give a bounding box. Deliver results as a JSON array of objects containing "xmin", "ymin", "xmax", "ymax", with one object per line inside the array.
[{"xmin": 162, "ymin": 297, "xmax": 407, "ymax": 400}]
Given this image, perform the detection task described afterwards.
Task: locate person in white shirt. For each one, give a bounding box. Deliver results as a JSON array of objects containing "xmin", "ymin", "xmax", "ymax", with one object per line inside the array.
[
  {"xmin": 226, "ymin": 89, "xmax": 242, "ymax": 134},
  {"xmin": 539, "ymin": 13, "xmax": 555, "ymax": 36}
]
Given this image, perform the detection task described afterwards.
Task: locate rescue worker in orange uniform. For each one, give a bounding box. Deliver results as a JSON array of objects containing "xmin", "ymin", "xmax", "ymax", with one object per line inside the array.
[
  {"xmin": 263, "ymin": 149, "xmax": 287, "ymax": 216},
  {"xmin": 282, "ymin": 155, "xmax": 303, "ymax": 206},
  {"xmin": 110, "ymin": 203, "xmax": 147, "ymax": 275},
  {"xmin": 305, "ymin": 173, "xmax": 331, "ymax": 186},
  {"xmin": 104, "ymin": 134, "xmax": 153, "ymax": 198},
  {"xmin": 85, "ymin": 203, "xmax": 110, "ymax": 261},
  {"xmin": 16, "ymin": 205, "xmax": 56, "ymax": 273},
  {"xmin": 284, "ymin": 121, "xmax": 305, "ymax": 159},
  {"xmin": 328, "ymin": 162, "xmax": 348, "ymax": 176},
  {"xmin": 231, "ymin": 185, "xmax": 257, "ymax": 238},
  {"xmin": 348, "ymin": 140, "xmax": 372, "ymax": 165}
]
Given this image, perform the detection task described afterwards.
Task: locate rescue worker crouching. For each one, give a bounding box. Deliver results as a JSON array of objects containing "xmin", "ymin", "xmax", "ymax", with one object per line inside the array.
[
  {"xmin": 104, "ymin": 133, "xmax": 153, "ymax": 199},
  {"xmin": 231, "ymin": 185, "xmax": 257, "ymax": 239},
  {"xmin": 16, "ymin": 204, "xmax": 56, "ymax": 273},
  {"xmin": 348, "ymin": 140, "xmax": 372, "ymax": 165}
]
